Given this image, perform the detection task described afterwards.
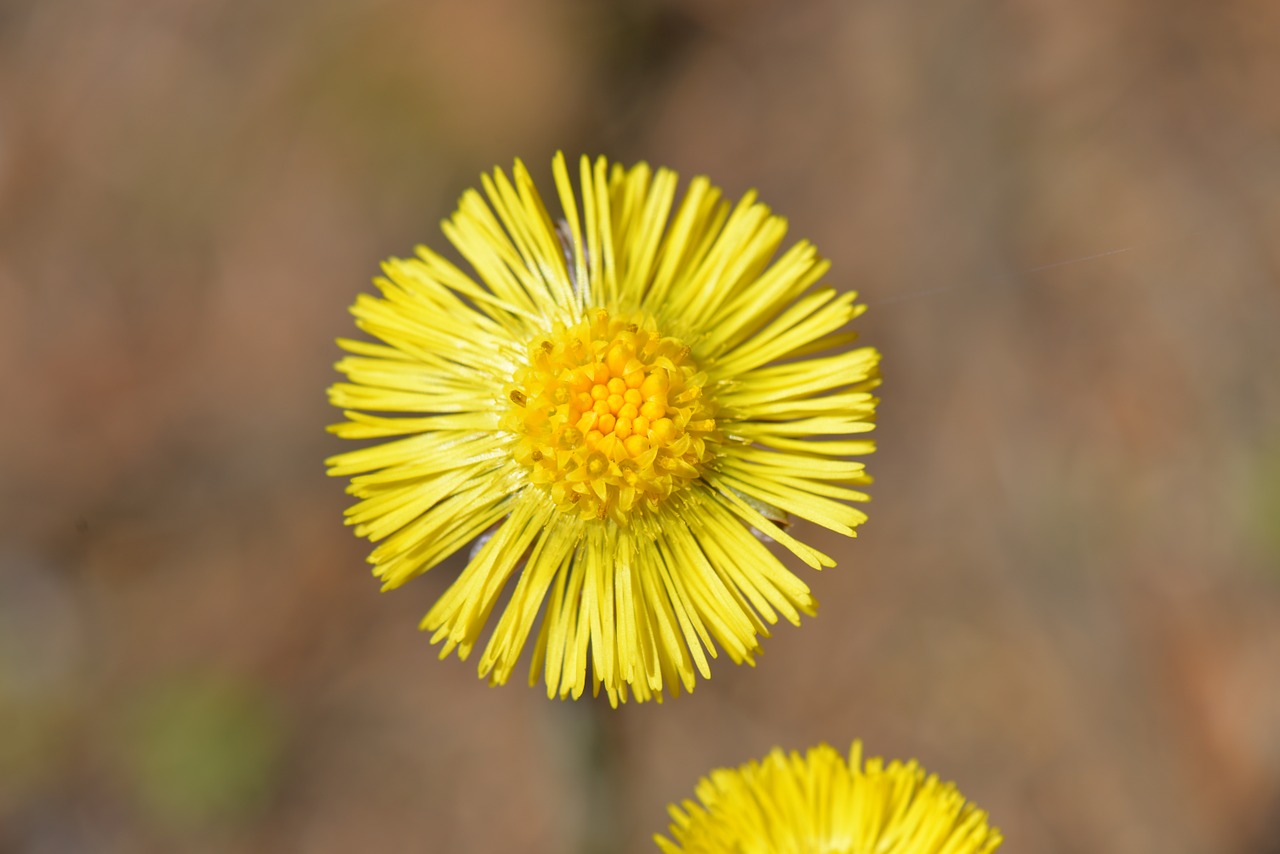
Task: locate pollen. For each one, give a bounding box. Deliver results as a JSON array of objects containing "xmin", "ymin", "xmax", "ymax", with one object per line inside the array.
[{"xmin": 504, "ymin": 310, "xmax": 717, "ymax": 523}]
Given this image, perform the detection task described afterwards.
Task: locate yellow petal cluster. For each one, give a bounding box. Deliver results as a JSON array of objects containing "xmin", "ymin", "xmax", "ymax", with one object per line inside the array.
[
  {"xmin": 327, "ymin": 154, "xmax": 880, "ymax": 704},
  {"xmin": 657, "ymin": 742, "xmax": 1003, "ymax": 854}
]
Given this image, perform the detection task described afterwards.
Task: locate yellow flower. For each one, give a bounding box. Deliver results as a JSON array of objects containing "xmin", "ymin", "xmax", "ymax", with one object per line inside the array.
[
  {"xmin": 656, "ymin": 742, "xmax": 1002, "ymax": 854},
  {"xmin": 326, "ymin": 154, "xmax": 879, "ymax": 704}
]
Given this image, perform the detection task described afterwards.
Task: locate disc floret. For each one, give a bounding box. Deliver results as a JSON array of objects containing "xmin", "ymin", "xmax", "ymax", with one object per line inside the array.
[{"xmin": 505, "ymin": 309, "xmax": 717, "ymax": 523}]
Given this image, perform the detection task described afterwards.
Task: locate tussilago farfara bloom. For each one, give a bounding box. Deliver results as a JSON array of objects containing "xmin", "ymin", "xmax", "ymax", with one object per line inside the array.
[
  {"xmin": 326, "ymin": 154, "xmax": 879, "ymax": 705},
  {"xmin": 657, "ymin": 742, "xmax": 1002, "ymax": 854}
]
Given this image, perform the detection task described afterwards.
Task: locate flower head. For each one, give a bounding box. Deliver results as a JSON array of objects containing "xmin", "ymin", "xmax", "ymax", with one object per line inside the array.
[
  {"xmin": 327, "ymin": 154, "xmax": 879, "ymax": 704},
  {"xmin": 656, "ymin": 742, "xmax": 1002, "ymax": 854}
]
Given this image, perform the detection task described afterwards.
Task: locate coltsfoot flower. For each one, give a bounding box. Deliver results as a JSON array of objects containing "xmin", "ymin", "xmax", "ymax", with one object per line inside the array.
[
  {"xmin": 327, "ymin": 154, "xmax": 880, "ymax": 704},
  {"xmin": 656, "ymin": 742, "xmax": 1002, "ymax": 854}
]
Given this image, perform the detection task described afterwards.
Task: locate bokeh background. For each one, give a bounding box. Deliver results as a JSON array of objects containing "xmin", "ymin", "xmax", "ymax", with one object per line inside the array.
[{"xmin": 3, "ymin": 0, "xmax": 1279, "ymax": 851}]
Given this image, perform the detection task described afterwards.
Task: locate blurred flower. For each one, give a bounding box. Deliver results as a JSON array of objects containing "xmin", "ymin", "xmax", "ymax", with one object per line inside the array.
[
  {"xmin": 327, "ymin": 154, "xmax": 879, "ymax": 704},
  {"xmin": 656, "ymin": 742, "xmax": 1002, "ymax": 854}
]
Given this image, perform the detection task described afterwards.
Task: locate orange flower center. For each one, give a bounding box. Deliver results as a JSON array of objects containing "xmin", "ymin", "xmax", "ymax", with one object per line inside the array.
[{"xmin": 505, "ymin": 310, "xmax": 717, "ymax": 522}]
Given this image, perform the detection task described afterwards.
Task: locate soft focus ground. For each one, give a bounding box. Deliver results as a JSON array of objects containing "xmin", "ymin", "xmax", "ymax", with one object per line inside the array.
[{"xmin": 3, "ymin": 1, "xmax": 1279, "ymax": 852}]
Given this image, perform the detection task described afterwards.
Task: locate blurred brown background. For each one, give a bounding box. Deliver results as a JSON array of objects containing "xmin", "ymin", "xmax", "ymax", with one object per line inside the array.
[{"xmin": 3, "ymin": 0, "xmax": 1279, "ymax": 851}]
